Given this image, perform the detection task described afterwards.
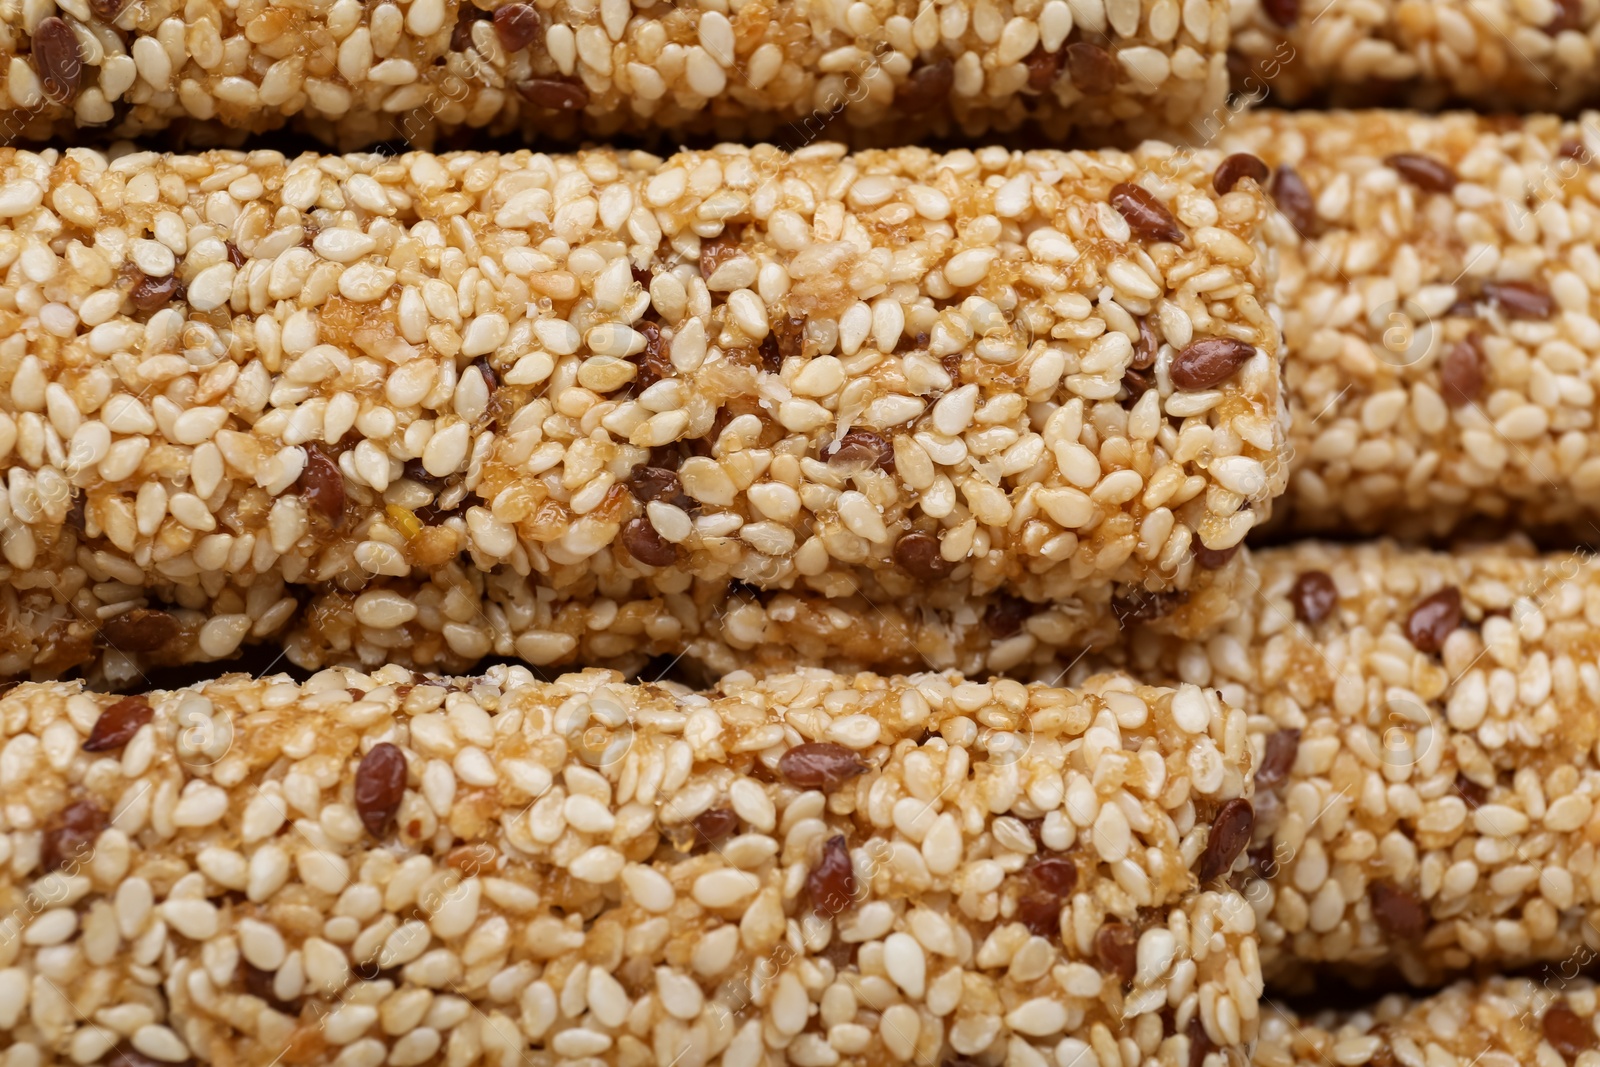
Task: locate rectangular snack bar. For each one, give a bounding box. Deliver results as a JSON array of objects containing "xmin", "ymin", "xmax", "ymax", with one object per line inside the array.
[
  {"xmin": 1228, "ymin": 0, "xmax": 1600, "ymax": 112},
  {"xmin": 0, "ymin": 142, "xmax": 1285, "ymax": 683},
  {"xmin": 1217, "ymin": 109, "xmax": 1600, "ymax": 535},
  {"xmin": 1256, "ymin": 977, "xmax": 1600, "ymax": 1067},
  {"xmin": 0, "ymin": 0, "xmax": 1231, "ymax": 148},
  {"xmin": 0, "ymin": 666, "xmax": 1262, "ymax": 1066},
  {"xmin": 1067, "ymin": 539, "xmax": 1600, "ymax": 985}
]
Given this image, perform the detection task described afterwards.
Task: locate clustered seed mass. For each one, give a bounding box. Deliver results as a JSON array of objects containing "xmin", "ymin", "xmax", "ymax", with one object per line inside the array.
[
  {"xmin": 0, "ymin": 0, "xmax": 1231, "ymax": 148},
  {"xmin": 0, "ymin": 141, "xmax": 1283, "ymax": 686},
  {"xmin": 3, "ymin": 0, "xmax": 1600, "ymax": 1064},
  {"xmin": 0, "ymin": 667, "xmax": 1262, "ymax": 1066}
]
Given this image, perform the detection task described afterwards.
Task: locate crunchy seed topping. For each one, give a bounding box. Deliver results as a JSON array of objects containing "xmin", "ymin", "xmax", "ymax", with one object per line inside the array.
[
  {"xmin": 32, "ymin": 17, "xmax": 82, "ymax": 105},
  {"xmin": 1261, "ymin": 979, "xmax": 1600, "ymax": 1067},
  {"xmin": 778, "ymin": 741, "xmax": 868, "ymax": 791},
  {"xmin": 1214, "ymin": 153, "xmax": 1270, "ymax": 195},
  {"xmin": 100, "ymin": 607, "xmax": 180, "ymax": 654},
  {"xmin": 492, "ymin": 3, "xmax": 542, "ymax": 51},
  {"xmin": 1269, "ymin": 163, "xmax": 1316, "ymax": 234},
  {"xmin": 1, "ymin": 0, "xmax": 1236, "ymax": 148},
  {"xmin": 808, "ymin": 834, "xmax": 857, "ymax": 917},
  {"xmin": 1197, "ymin": 798, "xmax": 1253, "ymax": 881},
  {"xmin": 1369, "ymin": 881, "xmax": 1428, "ymax": 939},
  {"xmin": 1483, "ymin": 279, "xmax": 1554, "ymax": 318},
  {"xmin": 1110, "ymin": 183, "xmax": 1187, "ymax": 243},
  {"xmin": 1385, "ymin": 152, "xmax": 1458, "ymax": 193},
  {"xmin": 1440, "ymin": 336, "xmax": 1486, "ymax": 406},
  {"xmin": 1544, "ymin": 1002, "xmax": 1594, "ymax": 1059},
  {"xmin": 1405, "ymin": 586, "xmax": 1462, "ymax": 653},
  {"xmin": 1232, "ymin": 0, "xmax": 1600, "ymax": 114},
  {"xmin": 83, "ymin": 693, "xmax": 153, "ymax": 751},
  {"xmin": 1171, "ymin": 339, "xmax": 1257, "ymax": 389},
  {"xmin": 1220, "ymin": 112, "xmax": 1600, "ymax": 533},
  {"xmin": 354, "ymin": 740, "xmax": 408, "ymax": 837},
  {"xmin": 1289, "ymin": 569, "xmax": 1338, "ymax": 623},
  {"xmin": 895, "ymin": 58, "xmax": 955, "ymax": 112}
]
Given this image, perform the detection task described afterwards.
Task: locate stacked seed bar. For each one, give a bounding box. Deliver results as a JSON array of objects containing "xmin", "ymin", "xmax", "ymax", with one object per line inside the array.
[
  {"xmin": 1256, "ymin": 977, "xmax": 1600, "ymax": 1067},
  {"xmin": 1228, "ymin": 0, "xmax": 1600, "ymax": 111},
  {"xmin": 0, "ymin": 665, "xmax": 1262, "ymax": 1065},
  {"xmin": 1215, "ymin": 109, "xmax": 1600, "ymax": 534},
  {"xmin": 252, "ymin": 539, "xmax": 1261, "ymax": 688},
  {"xmin": 0, "ymin": 142, "xmax": 1285, "ymax": 684},
  {"xmin": 264, "ymin": 545, "xmax": 1258, "ymax": 685},
  {"xmin": 1061, "ymin": 539, "xmax": 1600, "ymax": 986},
  {"xmin": 0, "ymin": 0, "xmax": 1231, "ymax": 148}
]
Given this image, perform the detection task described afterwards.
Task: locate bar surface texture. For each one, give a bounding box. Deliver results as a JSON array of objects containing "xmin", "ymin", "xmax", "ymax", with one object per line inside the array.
[
  {"xmin": 1071, "ymin": 539, "xmax": 1600, "ymax": 986},
  {"xmin": 1256, "ymin": 976, "xmax": 1600, "ymax": 1067},
  {"xmin": 0, "ymin": 0, "xmax": 1231, "ymax": 147},
  {"xmin": 1218, "ymin": 109, "xmax": 1600, "ymax": 535},
  {"xmin": 1229, "ymin": 0, "xmax": 1600, "ymax": 111},
  {"xmin": 0, "ymin": 142, "xmax": 1284, "ymax": 683},
  {"xmin": 0, "ymin": 666, "xmax": 1261, "ymax": 1065}
]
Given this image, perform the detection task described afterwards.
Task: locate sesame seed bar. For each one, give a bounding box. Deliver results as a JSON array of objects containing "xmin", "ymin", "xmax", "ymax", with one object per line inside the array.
[
  {"xmin": 1216, "ymin": 109, "xmax": 1600, "ymax": 534},
  {"xmin": 0, "ymin": 142, "xmax": 1285, "ymax": 682},
  {"xmin": 1069, "ymin": 538, "xmax": 1600, "ymax": 986},
  {"xmin": 246, "ymin": 544, "xmax": 1255, "ymax": 688},
  {"xmin": 1256, "ymin": 977, "xmax": 1600, "ymax": 1067},
  {"xmin": 0, "ymin": 665, "xmax": 1263, "ymax": 1066},
  {"xmin": 1228, "ymin": 0, "xmax": 1599, "ymax": 111},
  {"xmin": 1, "ymin": 0, "xmax": 1231, "ymax": 149}
]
